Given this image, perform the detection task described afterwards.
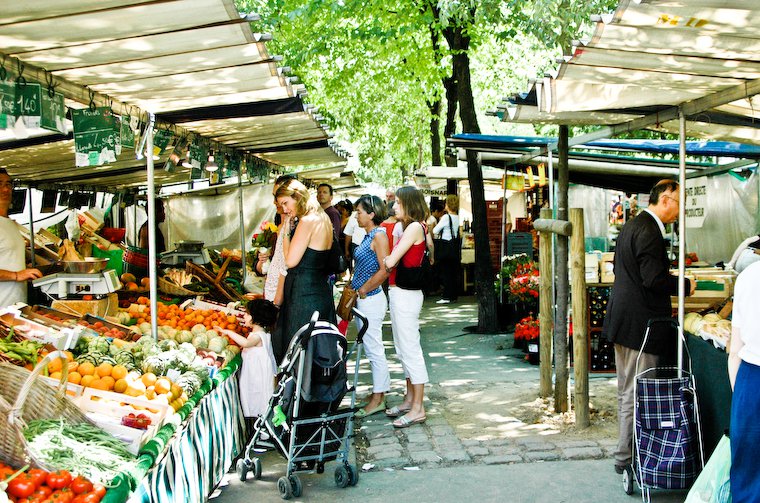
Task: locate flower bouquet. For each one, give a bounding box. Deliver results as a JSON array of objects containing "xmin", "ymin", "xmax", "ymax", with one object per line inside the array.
[
  {"xmin": 514, "ymin": 315, "xmax": 539, "ymax": 349},
  {"xmin": 247, "ymin": 221, "xmax": 278, "ymax": 271},
  {"xmin": 507, "ymin": 260, "xmax": 539, "ymax": 305}
]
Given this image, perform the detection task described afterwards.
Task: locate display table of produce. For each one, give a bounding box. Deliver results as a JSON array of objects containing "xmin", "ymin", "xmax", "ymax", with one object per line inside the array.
[
  {"xmin": 105, "ymin": 356, "xmax": 245, "ymax": 503},
  {"xmin": 686, "ymin": 333, "xmax": 732, "ymax": 459}
]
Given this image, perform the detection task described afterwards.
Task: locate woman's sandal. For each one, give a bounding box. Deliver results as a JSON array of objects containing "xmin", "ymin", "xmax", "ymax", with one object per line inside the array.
[
  {"xmin": 355, "ymin": 400, "xmax": 387, "ymax": 419},
  {"xmin": 392, "ymin": 414, "xmax": 427, "ymax": 429},
  {"xmin": 385, "ymin": 405, "xmax": 411, "ymax": 418}
]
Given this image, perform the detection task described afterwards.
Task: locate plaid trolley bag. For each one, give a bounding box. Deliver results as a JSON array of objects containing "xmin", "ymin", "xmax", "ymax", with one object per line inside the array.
[{"xmin": 624, "ymin": 318, "xmax": 704, "ymax": 501}]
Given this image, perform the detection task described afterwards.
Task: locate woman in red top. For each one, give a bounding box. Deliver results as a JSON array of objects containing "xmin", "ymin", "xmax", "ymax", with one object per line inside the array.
[{"xmin": 382, "ymin": 186, "xmax": 433, "ymax": 428}]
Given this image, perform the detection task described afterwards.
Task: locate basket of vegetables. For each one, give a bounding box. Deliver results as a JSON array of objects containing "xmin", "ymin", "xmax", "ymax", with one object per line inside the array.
[
  {"xmin": 158, "ymin": 269, "xmax": 208, "ymax": 297},
  {"xmin": 0, "ymin": 351, "xmax": 87, "ymax": 469}
]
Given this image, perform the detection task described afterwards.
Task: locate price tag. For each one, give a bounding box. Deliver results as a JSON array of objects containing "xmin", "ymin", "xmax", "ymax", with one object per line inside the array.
[
  {"xmin": 72, "ymin": 107, "xmax": 121, "ymax": 167},
  {"xmin": 120, "ymin": 115, "xmax": 135, "ymax": 148},
  {"xmin": 40, "ymin": 91, "xmax": 66, "ymax": 133},
  {"xmin": 0, "ymin": 81, "xmax": 15, "ymax": 128},
  {"xmin": 14, "ymin": 82, "xmax": 42, "ymax": 128},
  {"xmin": 152, "ymin": 128, "xmax": 172, "ymax": 156}
]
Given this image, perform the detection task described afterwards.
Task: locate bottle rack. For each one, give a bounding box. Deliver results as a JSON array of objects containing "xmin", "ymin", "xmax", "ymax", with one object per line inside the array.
[{"xmin": 588, "ymin": 285, "xmax": 616, "ymax": 373}]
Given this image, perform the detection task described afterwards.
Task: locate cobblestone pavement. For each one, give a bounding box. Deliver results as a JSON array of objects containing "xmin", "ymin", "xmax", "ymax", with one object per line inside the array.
[{"xmin": 351, "ymin": 296, "xmax": 619, "ymax": 473}]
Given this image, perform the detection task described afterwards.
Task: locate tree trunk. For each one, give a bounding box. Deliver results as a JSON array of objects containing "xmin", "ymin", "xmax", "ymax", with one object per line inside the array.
[
  {"xmin": 429, "ymin": 99, "xmax": 442, "ymax": 166},
  {"xmin": 443, "ymin": 75, "xmax": 458, "ymax": 167},
  {"xmin": 446, "ymin": 20, "xmax": 498, "ymax": 333}
]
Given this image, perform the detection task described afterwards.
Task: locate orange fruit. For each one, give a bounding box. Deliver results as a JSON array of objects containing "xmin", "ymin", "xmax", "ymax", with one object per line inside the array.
[
  {"xmin": 78, "ymin": 362, "xmax": 96, "ymax": 376},
  {"xmin": 144, "ymin": 387, "xmax": 157, "ymax": 400},
  {"xmin": 96, "ymin": 363, "xmax": 113, "ymax": 378},
  {"xmin": 138, "ymin": 296, "xmax": 149, "ymax": 305},
  {"xmin": 80, "ymin": 375, "xmax": 97, "ymax": 387},
  {"xmin": 68, "ymin": 371, "xmax": 82, "ymax": 385},
  {"xmin": 64, "ymin": 351, "xmax": 75, "ymax": 362},
  {"xmin": 126, "ymin": 282, "xmax": 138, "ymax": 291},
  {"xmin": 111, "ymin": 365, "xmax": 128, "ymax": 380},
  {"xmin": 49, "ymin": 371, "xmax": 63, "ymax": 380},
  {"xmin": 89, "ymin": 379, "xmax": 109, "ymax": 390},
  {"xmin": 113, "ymin": 378, "xmax": 128, "ymax": 393},
  {"xmin": 100, "ymin": 376, "xmax": 115, "ymax": 390},
  {"xmin": 154, "ymin": 378, "xmax": 171, "ymax": 395},
  {"xmin": 141, "ymin": 372, "xmax": 157, "ymax": 387},
  {"xmin": 140, "ymin": 278, "xmax": 150, "ymax": 288},
  {"xmin": 67, "ymin": 361, "xmax": 79, "ymax": 373},
  {"xmin": 48, "ymin": 357, "xmax": 64, "ymax": 373}
]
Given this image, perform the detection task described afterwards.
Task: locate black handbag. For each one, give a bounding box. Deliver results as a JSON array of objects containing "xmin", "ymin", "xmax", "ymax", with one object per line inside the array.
[
  {"xmin": 396, "ymin": 247, "xmax": 431, "ymax": 290},
  {"xmin": 326, "ymin": 233, "xmax": 349, "ymax": 275},
  {"xmin": 434, "ymin": 214, "xmax": 461, "ymax": 261}
]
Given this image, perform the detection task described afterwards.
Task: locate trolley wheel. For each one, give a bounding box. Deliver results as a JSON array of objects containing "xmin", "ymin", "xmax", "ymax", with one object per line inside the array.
[
  {"xmin": 289, "ymin": 474, "xmax": 302, "ymax": 497},
  {"xmin": 334, "ymin": 465, "xmax": 350, "ymax": 488},
  {"xmin": 316, "ymin": 462, "xmax": 325, "ymax": 474},
  {"xmin": 252, "ymin": 458, "xmax": 262, "ymax": 480},
  {"xmin": 346, "ymin": 464, "xmax": 359, "ymax": 486},
  {"xmin": 277, "ymin": 476, "xmax": 293, "ymax": 500},
  {"xmin": 623, "ymin": 464, "xmax": 634, "ymax": 495},
  {"xmin": 236, "ymin": 459, "xmax": 249, "ymax": 482}
]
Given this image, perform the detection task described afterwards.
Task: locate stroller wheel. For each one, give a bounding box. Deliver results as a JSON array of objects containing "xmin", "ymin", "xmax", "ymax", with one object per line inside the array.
[
  {"xmin": 252, "ymin": 458, "xmax": 262, "ymax": 480},
  {"xmin": 334, "ymin": 465, "xmax": 350, "ymax": 488},
  {"xmin": 347, "ymin": 464, "xmax": 359, "ymax": 486},
  {"xmin": 278, "ymin": 476, "xmax": 293, "ymax": 500},
  {"xmin": 289, "ymin": 475, "xmax": 302, "ymax": 497},
  {"xmin": 236, "ymin": 459, "xmax": 249, "ymax": 482},
  {"xmin": 623, "ymin": 464, "xmax": 634, "ymax": 495}
]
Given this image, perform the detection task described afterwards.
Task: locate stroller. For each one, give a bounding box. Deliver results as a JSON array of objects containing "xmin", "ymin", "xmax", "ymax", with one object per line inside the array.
[
  {"xmin": 623, "ymin": 318, "xmax": 705, "ymax": 501},
  {"xmin": 236, "ymin": 309, "xmax": 368, "ymax": 500}
]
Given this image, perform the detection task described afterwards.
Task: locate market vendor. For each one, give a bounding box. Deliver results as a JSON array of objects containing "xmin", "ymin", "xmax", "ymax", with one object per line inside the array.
[
  {"xmin": 138, "ymin": 198, "xmax": 166, "ymax": 254},
  {"xmin": 0, "ymin": 169, "xmax": 42, "ymax": 307}
]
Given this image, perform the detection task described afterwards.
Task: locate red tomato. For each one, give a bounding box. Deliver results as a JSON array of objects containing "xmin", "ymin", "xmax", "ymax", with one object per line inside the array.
[
  {"xmin": 7, "ymin": 474, "xmax": 37, "ymax": 498},
  {"xmin": 91, "ymin": 484, "xmax": 106, "ymax": 499},
  {"xmin": 45, "ymin": 471, "xmax": 72, "ymax": 490},
  {"xmin": 79, "ymin": 494, "xmax": 102, "ymax": 503},
  {"xmin": 69, "ymin": 477, "xmax": 93, "ymax": 495},
  {"xmin": 28, "ymin": 486, "xmax": 53, "ymax": 502},
  {"xmin": 28, "ymin": 469, "xmax": 49, "ymax": 488}
]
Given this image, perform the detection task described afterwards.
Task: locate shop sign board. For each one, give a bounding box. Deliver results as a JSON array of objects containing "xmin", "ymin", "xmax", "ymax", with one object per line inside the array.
[
  {"xmin": 152, "ymin": 128, "xmax": 173, "ymax": 156},
  {"xmin": 72, "ymin": 107, "xmax": 121, "ymax": 167},
  {"xmin": 14, "ymin": 82, "xmax": 42, "ymax": 128},
  {"xmin": 684, "ymin": 177, "xmax": 707, "ymax": 228},
  {"xmin": 0, "ymin": 80, "xmax": 15, "ymax": 129}
]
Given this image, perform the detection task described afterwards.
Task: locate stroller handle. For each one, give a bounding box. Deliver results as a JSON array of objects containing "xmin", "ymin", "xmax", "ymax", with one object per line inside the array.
[
  {"xmin": 646, "ymin": 317, "xmax": 678, "ymax": 329},
  {"xmin": 352, "ymin": 307, "xmax": 369, "ymax": 344}
]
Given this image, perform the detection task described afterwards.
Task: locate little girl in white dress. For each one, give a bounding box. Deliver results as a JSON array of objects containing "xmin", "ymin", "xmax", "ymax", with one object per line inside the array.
[{"xmin": 217, "ymin": 299, "xmax": 278, "ymax": 418}]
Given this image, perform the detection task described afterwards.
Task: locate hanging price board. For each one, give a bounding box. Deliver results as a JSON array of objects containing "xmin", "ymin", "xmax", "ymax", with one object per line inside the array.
[
  {"xmin": 72, "ymin": 107, "xmax": 121, "ymax": 167},
  {"xmin": 152, "ymin": 128, "xmax": 173, "ymax": 156},
  {"xmin": 190, "ymin": 166, "xmax": 203, "ymax": 180},
  {"xmin": 40, "ymin": 91, "xmax": 66, "ymax": 133},
  {"xmin": 0, "ymin": 81, "xmax": 16, "ymax": 129},
  {"xmin": 189, "ymin": 142, "xmax": 207, "ymax": 169},
  {"xmin": 14, "ymin": 82, "xmax": 42, "ymax": 128},
  {"xmin": 226, "ymin": 154, "xmax": 241, "ymax": 177},
  {"xmin": 120, "ymin": 115, "xmax": 136, "ymax": 148}
]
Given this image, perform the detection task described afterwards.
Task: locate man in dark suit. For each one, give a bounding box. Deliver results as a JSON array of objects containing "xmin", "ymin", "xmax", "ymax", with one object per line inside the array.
[{"xmin": 603, "ymin": 179, "xmax": 695, "ymax": 475}]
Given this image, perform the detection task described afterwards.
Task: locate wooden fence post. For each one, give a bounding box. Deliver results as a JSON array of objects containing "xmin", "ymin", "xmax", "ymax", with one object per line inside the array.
[
  {"xmin": 539, "ymin": 207, "xmax": 554, "ymax": 398},
  {"xmin": 569, "ymin": 208, "xmax": 589, "ymax": 428}
]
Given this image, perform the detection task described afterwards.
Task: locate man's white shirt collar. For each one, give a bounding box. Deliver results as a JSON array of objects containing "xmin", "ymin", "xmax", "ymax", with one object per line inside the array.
[{"xmin": 644, "ymin": 208, "xmax": 666, "ymax": 236}]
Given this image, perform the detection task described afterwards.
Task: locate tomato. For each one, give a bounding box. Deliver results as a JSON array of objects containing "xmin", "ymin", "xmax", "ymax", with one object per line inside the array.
[
  {"xmin": 79, "ymin": 494, "xmax": 102, "ymax": 503},
  {"xmin": 91, "ymin": 484, "xmax": 106, "ymax": 499},
  {"xmin": 27, "ymin": 486, "xmax": 53, "ymax": 503},
  {"xmin": 69, "ymin": 477, "xmax": 92, "ymax": 495},
  {"xmin": 45, "ymin": 471, "xmax": 72, "ymax": 490},
  {"xmin": 7, "ymin": 474, "xmax": 37, "ymax": 497},
  {"xmin": 42, "ymin": 487, "xmax": 74, "ymax": 502},
  {"xmin": 28, "ymin": 469, "xmax": 48, "ymax": 488}
]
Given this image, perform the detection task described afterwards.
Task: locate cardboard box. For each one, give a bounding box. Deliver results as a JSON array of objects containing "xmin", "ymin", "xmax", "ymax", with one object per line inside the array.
[
  {"xmin": 599, "ymin": 252, "xmax": 615, "ymax": 283},
  {"xmin": 52, "ymin": 293, "xmax": 118, "ymax": 318},
  {"xmin": 585, "ymin": 254, "xmax": 600, "ymax": 282}
]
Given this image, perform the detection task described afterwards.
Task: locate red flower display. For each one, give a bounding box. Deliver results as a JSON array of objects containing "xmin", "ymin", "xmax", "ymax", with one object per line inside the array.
[{"xmin": 514, "ymin": 315, "xmax": 540, "ymax": 343}]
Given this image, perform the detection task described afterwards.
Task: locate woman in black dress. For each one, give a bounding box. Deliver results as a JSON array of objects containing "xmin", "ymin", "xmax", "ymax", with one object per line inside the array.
[{"xmin": 271, "ymin": 180, "xmax": 336, "ymax": 364}]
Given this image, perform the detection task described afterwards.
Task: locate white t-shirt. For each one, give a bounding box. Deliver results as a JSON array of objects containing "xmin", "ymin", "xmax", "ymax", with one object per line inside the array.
[
  {"xmin": 0, "ymin": 216, "xmax": 26, "ymax": 307},
  {"xmin": 733, "ymin": 260, "xmax": 760, "ymax": 366},
  {"xmin": 433, "ymin": 213, "xmax": 460, "ymax": 240},
  {"xmin": 343, "ymin": 213, "xmax": 366, "ymax": 246}
]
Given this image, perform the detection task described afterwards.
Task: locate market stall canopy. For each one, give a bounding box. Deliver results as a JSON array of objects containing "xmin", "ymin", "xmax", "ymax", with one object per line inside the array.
[
  {"xmin": 449, "ymin": 134, "xmax": 759, "ymax": 193},
  {"xmin": 493, "ymin": 0, "xmax": 760, "ymax": 145},
  {"xmin": 0, "ymin": 0, "xmax": 345, "ymax": 190}
]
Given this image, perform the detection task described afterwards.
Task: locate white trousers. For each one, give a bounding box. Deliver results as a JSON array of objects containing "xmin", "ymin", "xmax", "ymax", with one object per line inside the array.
[
  {"xmin": 355, "ymin": 291, "xmax": 390, "ymax": 393},
  {"xmin": 388, "ymin": 287, "xmax": 428, "ymax": 385}
]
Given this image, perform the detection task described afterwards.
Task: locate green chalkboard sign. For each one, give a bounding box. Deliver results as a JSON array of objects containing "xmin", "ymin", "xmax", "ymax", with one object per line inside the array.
[
  {"xmin": 227, "ymin": 154, "xmax": 241, "ymax": 176},
  {"xmin": 189, "ymin": 142, "xmax": 208, "ymax": 169},
  {"xmin": 152, "ymin": 128, "xmax": 172, "ymax": 156},
  {"xmin": 0, "ymin": 81, "xmax": 16, "ymax": 128},
  {"xmin": 14, "ymin": 83, "xmax": 41, "ymax": 128},
  {"xmin": 120, "ymin": 115, "xmax": 136, "ymax": 148},
  {"xmin": 40, "ymin": 91, "xmax": 65, "ymax": 133},
  {"xmin": 72, "ymin": 107, "xmax": 120, "ymax": 167}
]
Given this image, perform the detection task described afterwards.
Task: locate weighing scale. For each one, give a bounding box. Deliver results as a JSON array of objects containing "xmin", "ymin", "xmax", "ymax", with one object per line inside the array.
[
  {"xmin": 160, "ymin": 248, "xmax": 211, "ymax": 265},
  {"xmin": 33, "ymin": 270, "xmax": 122, "ymax": 299}
]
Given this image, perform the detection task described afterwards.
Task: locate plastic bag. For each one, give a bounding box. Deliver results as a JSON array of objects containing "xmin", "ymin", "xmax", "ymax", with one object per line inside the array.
[
  {"xmin": 685, "ymin": 434, "xmax": 731, "ymax": 503},
  {"xmin": 65, "ymin": 210, "xmax": 80, "ymax": 241}
]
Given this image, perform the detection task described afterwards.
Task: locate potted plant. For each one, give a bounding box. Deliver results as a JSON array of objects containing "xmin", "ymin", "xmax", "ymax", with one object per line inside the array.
[
  {"xmin": 514, "ymin": 315, "xmax": 539, "ymax": 354},
  {"xmin": 495, "ymin": 254, "xmax": 540, "ymax": 328}
]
